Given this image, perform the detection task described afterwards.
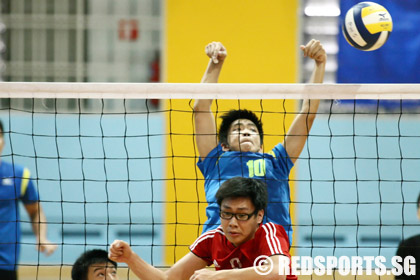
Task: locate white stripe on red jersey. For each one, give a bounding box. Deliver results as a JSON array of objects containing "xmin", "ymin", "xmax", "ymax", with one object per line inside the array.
[
  {"xmin": 262, "ymin": 223, "xmax": 283, "ymax": 255},
  {"xmin": 266, "ymin": 222, "xmax": 284, "ymax": 255},
  {"xmin": 190, "ymin": 226, "xmax": 224, "ymax": 251}
]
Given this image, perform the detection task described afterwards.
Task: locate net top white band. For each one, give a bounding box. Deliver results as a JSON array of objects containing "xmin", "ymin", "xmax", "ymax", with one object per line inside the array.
[{"xmin": 0, "ymin": 82, "xmax": 418, "ymax": 99}]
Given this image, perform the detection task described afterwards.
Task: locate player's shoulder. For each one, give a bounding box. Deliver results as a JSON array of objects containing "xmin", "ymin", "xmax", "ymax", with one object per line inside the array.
[
  {"xmin": 260, "ymin": 223, "xmax": 288, "ymax": 237},
  {"xmin": 262, "ymin": 143, "xmax": 287, "ymax": 159},
  {"xmin": 202, "ymin": 226, "xmax": 225, "ymax": 238},
  {"xmin": 258, "ymin": 223, "xmax": 290, "ymax": 255},
  {"xmin": 272, "ymin": 142, "xmax": 287, "ymax": 152},
  {"xmin": 261, "ymin": 222, "xmax": 284, "ymax": 230},
  {"xmin": 1, "ymin": 161, "xmax": 26, "ymax": 174},
  {"xmin": 200, "ymin": 144, "xmax": 225, "ymax": 162},
  {"xmin": 190, "ymin": 226, "xmax": 225, "ymax": 249}
]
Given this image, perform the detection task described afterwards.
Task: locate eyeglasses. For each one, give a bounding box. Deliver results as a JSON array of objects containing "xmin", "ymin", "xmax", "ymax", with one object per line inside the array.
[{"xmin": 219, "ymin": 210, "xmax": 257, "ymax": 221}]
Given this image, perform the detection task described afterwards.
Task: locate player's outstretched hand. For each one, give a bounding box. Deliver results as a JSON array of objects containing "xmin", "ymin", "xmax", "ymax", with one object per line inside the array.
[
  {"xmin": 205, "ymin": 42, "xmax": 227, "ymax": 64},
  {"xmin": 300, "ymin": 39, "xmax": 327, "ymax": 65},
  {"xmin": 109, "ymin": 240, "xmax": 134, "ymax": 264},
  {"xmin": 37, "ymin": 239, "xmax": 58, "ymax": 256}
]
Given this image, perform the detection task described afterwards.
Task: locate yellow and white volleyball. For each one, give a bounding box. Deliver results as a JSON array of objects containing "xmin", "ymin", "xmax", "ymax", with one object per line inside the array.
[{"xmin": 342, "ymin": 2, "xmax": 393, "ymax": 51}]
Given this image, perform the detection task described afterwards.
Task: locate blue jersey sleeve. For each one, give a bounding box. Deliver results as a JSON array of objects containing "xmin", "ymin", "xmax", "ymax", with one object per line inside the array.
[
  {"xmin": 20, "ymin": 168, "xmax": 39, "ymax": 204},
  {"xmin": 197, "ymin": 144, "xmax": 223, "ymax": 176},
  {"xmin": 272, "ymin": 143, "xmax": 294, "ymax": 173}
]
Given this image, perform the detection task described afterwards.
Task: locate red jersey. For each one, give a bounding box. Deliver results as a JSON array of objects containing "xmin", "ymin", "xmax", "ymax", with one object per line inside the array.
[{"xmin": 190, "ymin": 222, "xmax": 297, "ymax": 279}]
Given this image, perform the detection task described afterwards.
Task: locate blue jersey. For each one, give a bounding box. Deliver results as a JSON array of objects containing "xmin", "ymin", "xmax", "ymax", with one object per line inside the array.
[
  {"xmin": 0, "ymin": 161, "xmax": 38, "ymax": 271},
  {"xmin": 197, "ymin": 143, "xmax": 294, "ymax": 244}
]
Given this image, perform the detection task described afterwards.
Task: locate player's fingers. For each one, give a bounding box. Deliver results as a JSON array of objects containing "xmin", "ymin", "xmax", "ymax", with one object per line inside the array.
[
  {"xmin": 214, "ymin": 42, "xmax": 223, "ymax": 53},
  {"xmin": 205, "ymin": 42, "xmax": 214, "ymax": 56},
  {"xmin": 109, "ymin": 240, "xmax": 124, "ymax": 254},
  {"xmin": 307, "ymin": 40, "xmax": 319, "ymax": 55},
  {"xmin": 45, "ymin": 244, "xmax": 57, "ymax": 256},
  {"xmin": 207, "ymin": 43, "xmax": 216, "ymax": 58},
  {"xmin": 43, "ymin": 248, "xmax": 52, "ymax": 256},
  {"xmin": 205, "ymin": 44, "xmax": 211, "ymax": 56},
  {"xmin": 315, "ymin": 51, "xmax": 326, "ymax": 62},
  {"xmin": 110, "ymin": 240, "xmax": 118, "ymax": 248},
  {"xmin": 308, "ymin": 44, "xmax": 322, "ymax": 58},
  {"xmin": 218, "ymin": 48, "xmax": 227, "ymax": 61},
  {"xmin": 212, "ymin": 50, "xmax": 219, "ymax": 64},
  {"xmin": 312, "ymin": 43, "xmax": 326, "ymax": 60},
  {"xmin": 303, "ymin": 40, "xmax": 315, "ymax": 57},
  {"xmin": 300, "ymin": 45, "xmax": 306, "ymax": 56},
  {"xmin": 304, "ymin": 39, "xmax": 322, "ymax": 58},
  {"xmin": 38, "ymin": 244, "xmax": 45, "ymax": 253},
  {"xmin": 210, "ymin": 41, "xmax": 218, "ymax": 53},
  {"xmin": 214, "ymin": 41, "xmax": 227, "ymax": 63},
  {"xmin": 312, "ymin": 47, "xmax": 324, "ymax": 58},
  {"xmin": 108, "ymin": 249, "xmax": 122, "ymax": 261},
  {"xmin": 307, "ymin": 38, "xmax": 318, "ymax": 47},
  {"xmin": 307, "ymin": 39, "xmax": 318, "ymax": 50},
  {"xmin": 315, "ymin": 54, "xmax": 325, "ymax": 62},
  {"xmin": 208, "ymin": 42, "xmax": 218, "ymax": 63},
  {"xmin": 108, "ymin": 253, "xmax": 119, "ymax": 262}
]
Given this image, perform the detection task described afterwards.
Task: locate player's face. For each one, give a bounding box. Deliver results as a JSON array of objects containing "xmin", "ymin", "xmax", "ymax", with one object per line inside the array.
[
  {"xmin": 224, "ymin": 119, "xmax": 262, "ymax": 153},
  {"xmin": 87, "ymin": 262, "xmax": 119, "ymax": 280},
  {"xmin": 220, "ymin": 197, "xmax": 264, "ymax": 247}
]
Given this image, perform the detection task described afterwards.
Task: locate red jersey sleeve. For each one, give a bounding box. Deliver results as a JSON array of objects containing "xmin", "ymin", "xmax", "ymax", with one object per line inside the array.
[
  {"xmin": 259, "ymin": 223, "xmax": 291, "ymax": 257},
  {"xmin": 189, "ymin": 230, "xmax": 217, "ymax": 266}
]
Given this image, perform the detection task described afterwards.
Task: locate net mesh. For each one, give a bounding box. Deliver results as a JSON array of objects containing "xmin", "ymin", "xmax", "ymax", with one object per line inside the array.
[{"xmin": 0, "ymin": 83, "xmax": 419, "ymax": 279}]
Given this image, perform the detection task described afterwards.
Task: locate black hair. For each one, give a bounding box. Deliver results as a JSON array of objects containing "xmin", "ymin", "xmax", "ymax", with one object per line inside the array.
[
  {"xmin": 215, "ymin": 177, "xmax": 268, "ymax": 212},
  {"xmin": 72, "ymin": 249, "xmax": 117, "ymax": 280},
  {"xmin": 218, "ymin": 109, "xmax": 263, "ymax": 147},
  {"xmin": 0, "ymin": 119, "xmax": 3, "ymax": 137}
]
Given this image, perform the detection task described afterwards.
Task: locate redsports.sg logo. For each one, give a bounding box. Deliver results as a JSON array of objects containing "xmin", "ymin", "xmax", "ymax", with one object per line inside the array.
[{"xmin": 254, "ymin": 255, "xmax": 416, "ymax": 276}]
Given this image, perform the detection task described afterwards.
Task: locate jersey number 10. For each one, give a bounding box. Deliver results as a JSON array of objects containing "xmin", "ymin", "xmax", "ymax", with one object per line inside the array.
[{"xmin": 246, "ymin": 159, "xmax": 266, "ymax": 178}]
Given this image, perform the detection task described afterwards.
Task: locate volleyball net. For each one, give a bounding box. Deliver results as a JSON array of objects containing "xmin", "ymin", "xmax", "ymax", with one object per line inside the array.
[{"xmin": 1, "ymin": 82, "xmax": 419, "ymax": 279}]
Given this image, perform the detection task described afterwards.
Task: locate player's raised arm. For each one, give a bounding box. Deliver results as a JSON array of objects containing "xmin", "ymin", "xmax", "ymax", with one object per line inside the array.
[
  {"xmin": 283, "ymin": 39, "xmax": 326, "ymax": 164},
  {"xmin": 193, "ymin": 42, "xmax": 228, "ymax": 159},
  {"xmin": 303, "ymin": 39, "xmax": 327, "ymax": 84}
]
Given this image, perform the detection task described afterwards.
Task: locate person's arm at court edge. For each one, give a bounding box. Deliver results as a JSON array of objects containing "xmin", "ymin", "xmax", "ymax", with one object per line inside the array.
[
  {"xmin": 193, "ymin": 42, "xmax": 227, "ymax": 159},
  {"xmin": 24, "ymin": 202, "xmax": 57, "ymax": 255},
  {"xmin": 283, "ymin": 39, "xmax": 327, "ymax": 164}
]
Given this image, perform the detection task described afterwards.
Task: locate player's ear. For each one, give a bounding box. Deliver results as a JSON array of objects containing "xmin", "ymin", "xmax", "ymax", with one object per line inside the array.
[
  {"xmin": 221, "ymin": 143, "xmax": 230, "ymax": 151},
  {"xmin": 256, "ymin": 209, "xmax": 264, "ymax": 224}
]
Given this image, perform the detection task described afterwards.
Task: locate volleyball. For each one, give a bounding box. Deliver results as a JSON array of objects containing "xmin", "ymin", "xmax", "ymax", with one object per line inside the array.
[{"xmin": 342, "ymin": 2, "xmax": 393, "ymax": 51}]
